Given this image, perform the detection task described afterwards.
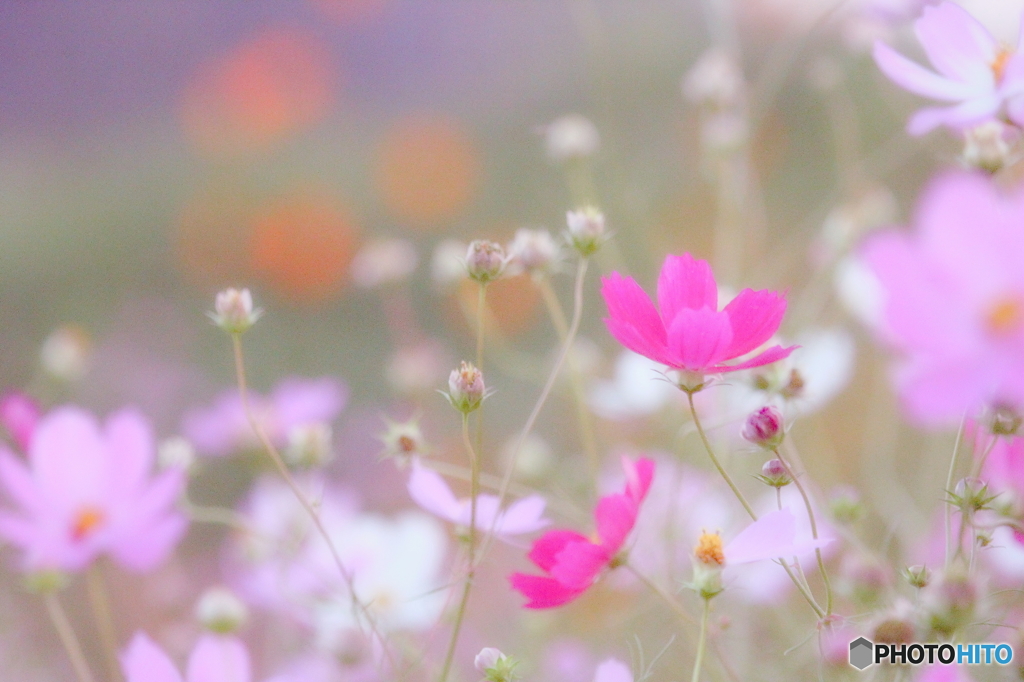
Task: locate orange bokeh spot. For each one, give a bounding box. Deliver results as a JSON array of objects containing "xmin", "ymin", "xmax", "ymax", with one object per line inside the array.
[
  {"xmin": 181, "ymin": 28, "xmax": 335, "ymax": 156},
  {"xmin": 309, "ymin": 0, "xmax": 390, "ymax": 24},
  {"xmin": 249, "ymin": 192, "xmax": 360, "ymax": 301},
  {"xmin": 375, "ymin": 116, "xmax": 480, "ymax": 228},
  {"xmin": 70, "ymin": 506, "xmax": 105, "ymax": 542},
  {"xmin": 457, "ymin": 274, "xmax": 540, "ymax": 336}
]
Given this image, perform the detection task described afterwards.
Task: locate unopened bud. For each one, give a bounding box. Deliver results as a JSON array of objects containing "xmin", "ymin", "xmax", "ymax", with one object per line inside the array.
[
  {"xmin": 565, "ymin": 207, "xmax": 606, "ymax": 257},
  {"xmin": 475, "ymin": 648, "xmax": 503, "ymax": 673},
  {"xmin": 475, "ymin": 647, "xmax": 519, "ymax": 682},
  {"xmin": 465, "ymin": 241, "xmax": 506, "ymax": 284},
  {"xmin": 508, "ymin": 228, "xmax": 560, "ymax": 275},
  {"xmin": 963, "ymin": 121, "xmax": 1009, "ymax": 174},
  {"xmin": 951, "ymin": 477, "xmax": 997, "ymax": 513},
  {"xmin": 445, "ymin": 362, "xmax": 487, "ymax": 414},
  {"xmin": 757, "ymin": 458, "xmax": 792, "ymax": 488},
  {"xmin": 40, "ymin": 324, "xmax": 91, "ymax": 382},
  {"xmin": 990, "ymin": 404, "xmax": 1022, "ymax": 436},
  {"xmin": 285, "ymin": 423, "xmax": 334, "ymax": 468},
  {"xmin": 904, "ymin": 564, "xmax": 931, "ymax": 589},
  {"xmin": 544, "ymin": 113, "xmax": 600, "ymax": 162},
  {"xmin": 742, "ymin": 406, "xmax": 784, "ymax": 450},
  {"xmin": 210, "ymin": 288, "xmax": 262, "ymax": 334},
  {"xmin": 195, "ymin": 587, "xmax": 248, "ymax": 634},
  {"xmin": 0, "ymin": 392, "xmax": 40, "ymax": 451},
  {"xmin": 158, "ymin": 436, "xmax": 196, "ymax": 472}
]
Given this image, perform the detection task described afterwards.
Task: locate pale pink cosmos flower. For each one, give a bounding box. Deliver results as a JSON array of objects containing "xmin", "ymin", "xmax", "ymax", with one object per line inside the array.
[
  {"xmin": 862, "ymin": 172, "xmax": 1024, "ymax": 425},
  {"xmin": 509, "ymin": 457, "xmax": 654, "ymax": 609},
  {"xmin": 593, "ymin": 659, "xmax": 632, "ymax": 682},
  {"xmin": 872, "ymin": 2, "xmax": 1024, "ymax": 135},
  {"xmin": 121, "ymin": 631, "xmax": 250, "ymax": 682},
  {"xmin": 0, "ymin": 406, "xmax": 186, "ymax": 573},
  {"xmin": 600, "ymin": 254, "xmax": 796, "ymax": 381},
  {"xmin": 182, "ymin": 377, "xmax": 347, "ymax": 457},
  {"xmin": 722, "ymin": 508, "xmax": 833, "ymax": 565},
  {"xmin": 406, "ymin": 460, "xmax": 549, "ymax": 539}
]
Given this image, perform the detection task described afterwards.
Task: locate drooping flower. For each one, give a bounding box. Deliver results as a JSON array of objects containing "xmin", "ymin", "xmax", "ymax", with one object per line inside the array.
[
  {"xmin": 182, "ymin": 377, "xmax": 347, "ymax": 457},
  {"xmin": 872, "ymin": 2, "xmax": 1024, "ymax": 135},
  {"xmin": 121, "ymin": 631, "xmax": 250, "ymax": 682},
  {"xmin": 600, "ymin": 253, "xmax": 795, "ymax": 385},
  {"xmin": 509, "ymin": 457, "xmax": 654, "ymax": 609},
  {"xmin": 407, "ymin": 459, "xmax": 549, "ymax": 538},
  {"xmin": 861, "ymin": 172, "xmax": 1024, "ymax": 425},
  {"xmin": 0, "ymin": 406, "xmax": 187, "ymax": 573}
]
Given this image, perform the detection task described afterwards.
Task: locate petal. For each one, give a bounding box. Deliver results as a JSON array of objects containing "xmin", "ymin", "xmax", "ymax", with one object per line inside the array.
[
  {"xmin": 496, "ymin": 495, "xmax": 550, "ymax": 535},
  {"xmin": 509, "ymin": 573, "xmax": 586, "ymax": 609},
  {"xmin": 620, "ymin": 456, "xmax": 655, "ymax": 505},
  {"xmin": 721, "ymin": 288, "xmax": 788, "ymax": 360},
  {"xmin": 657, "ymin": 254, "xmax": 718, "ymax": 322},
  {"xmin": 0, "ymin": 512, "xmax": 38, "ymax": 547},
  {"xmin": 873, "ymin": 40, "xmax": 982, "ymax": 102},
  {"xmin": 726, "ymin": 508, "xmax": 804, "ymax": 565},
  {"xmin": 186, "ymin": 635, "xmax": 251, "ymax": 682},
  {"xmin": 30, "ymin": 407, "xmax": 107, "ymax": 508},
  {"xmin": 604, "ymin": 319, "xmax": 676, "ymax": 367},
  {"xmin": 914, "ymin": 2, "xmax": 997, "ymax": 82},
  {"xmin": 549, "ymin": 540, "xmax": 609, "ymax": 589},
  {"xmin": 601, "ymin": 273, "xmax": 669, "ymax": 361},
  {"xmin": 708, "ymin": 344, "xmax": 798, "ymax": 373},
  {"xmin": 121, "ymin": 632, "xmax": 184, "ymax": 682},
  {"xmin": 528, "ymin": 529, "xmax": 591, "ymax": 572},
  {"xmin": 665, "ymin": 308, "xmax": 734, "ymax": 371},
  {"xmin": 109, "ymin": 513, "xmax": 187, "ymax": 573},
  {"xmin": 271, "ymin": 377, "xmax": 347, "ymax": 433},
  {"xmin": 406, "ymin": 461, "xmax": 462, "ymax": 523},
  {"xmin": 907, "ymin": 96, "xmax": 1002, "ymax": 135},
  {"xmin": 104, "ymin": 408, "xmax": 154, "ymax": 494},
  {"xmin": 594, "ymin": 659, "xmax": 634, "ymax": 682},
  {"xmin": 0, "ymin": 449, "xmax": 42, "ymax": 513},
  {"xmin": 594, "ymin": 494, "xmax": 637, "ymax": 552}
]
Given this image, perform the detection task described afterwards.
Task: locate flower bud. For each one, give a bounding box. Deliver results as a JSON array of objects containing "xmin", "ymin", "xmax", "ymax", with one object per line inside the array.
[
  {"xmin": 742, "ymin": 406, "xmax": 784, "ymax": 450},
  {"xmin": 284, "ymin": 423, "xmax": 334, "ymax": 468},
  {"xmin": 690, "ymin": 531, "xmax": 725, "ymax": 599},
  {"xmin": 544, "ymin": 114, "xmax": 600, "ymax": 162},
  {"xmin": 475, "ymin": 648, "xmax": 519, "ymax": 682},
  {"xmin": 963, "ymin": 121, "xmax": 1009, "ymax": 174},
  {"xmin": 380, "ymin": 417, "xmax": 427, "ymax": 462},
  {"xmin": 445, "ymin": 361, "xmax": 487, "ymax": 414},
  {"xmin": 158, "ymin": 436, "xmax": 196, "ymax": 472},
  {"xmin": 195, "ymin": 587, "xmax": 248, "ymax": 634},
  {"xmin": 508, "ymin": 228, "xmax": 560, "ymax": 275},
  {"xmin": 757, "ymin": 458, "xmax": 792, "ymax": 488},
  {"xmin": 465, "ymin": 240, "xmax": 506, "ymax": 284},
  {"xmin": 989, "ymin": 403, "xmax": 1022, "ymax": 436},
  {"xmin": 210, "ymin": 288, "xmax": 262, "ymax": 334},
  {"xmin": 830, "ymin": 485, "xmax": 865, "ymax": 524},
  {"xmin": 475, "ymin": 648, "xmax": 503, "ymax": 673},
  {"xmin": 565, "ymin": 207, "xmax": 606, "ymax": 257},
  {"xmin": 903, "ymin": 564, "xmax": 931, "ymax": 589},
  {"xmin": 40, "ymin": 324, "xmax": 91, "ymax": 382}
]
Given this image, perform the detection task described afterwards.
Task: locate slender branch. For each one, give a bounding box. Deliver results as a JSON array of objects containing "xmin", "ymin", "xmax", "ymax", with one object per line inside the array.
[
  {"xmin": 476, "ymin": 284, "xmax": 486, "ymax": 371},
  {"xmin": 43, "ymin": 591, "xmax": 96, "ymax": 682},
  {"xmin": 437, "ymin": 415, "xmax": 481, "ymax": 682},
  {"xmin": 86, "ymin": 563, "xmax": 123, "ymax": 682},
  {"xmin": 945, "ymin": 415, "xmax": 967, "ymax": 568},
  {"xmin": 229, "ymin": 334, "xmax": 396, "ymax": 668},
  {"xmin": 690, "ymin": 598, "xmax": 711, "ymax": 682},
  {"xmin": 686, "ymin": 392, "xmax": 756, "ymax": 520}
]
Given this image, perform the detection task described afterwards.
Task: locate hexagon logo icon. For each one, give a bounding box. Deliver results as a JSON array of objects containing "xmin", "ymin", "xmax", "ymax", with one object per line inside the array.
[{"xmin": 849, "ymin": 637, "xmax": 874, "ymax": 670}]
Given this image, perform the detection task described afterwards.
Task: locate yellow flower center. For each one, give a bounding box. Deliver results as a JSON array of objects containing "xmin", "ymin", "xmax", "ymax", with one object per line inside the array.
[
  {"xmin": 986, "ymin": 296, "xmax": 1024, "ymax": 336},
  {"xmin": 70, "ymin": 506, "xmax": 105, "ymax": 542},
  {"xmin": 992, "ymin": 47, "xmax": 1014, "ymax": 84},
  {"xmin": 694, "ymin": 531, "xmax": 725, "ymax": 566}
]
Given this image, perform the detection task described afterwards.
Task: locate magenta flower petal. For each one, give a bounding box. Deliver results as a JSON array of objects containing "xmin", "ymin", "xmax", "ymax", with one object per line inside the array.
[
  {"xmin": 721, "ymin": 288, "xmax": 788, "ymax": 359},
  {"xmin": 708, "ymin": 344, "xmax": 798, "ymax": 373},
  {"xmin": 913, "ymin": 2, "xmax": 996, "ymax": 83},
  {"xmin": 185, "ymin": 634, "xmax": 251, "ymax": 682},
  {"xmin": 594, "ymin": 495, "xmax": 636, "ymax": 552},
  {"xmin": 508, "ymin": 573, "xmax": 585, "ymax": 608},
  {"xmin": 666, "ymin": 308, "xmax": 734, "ymax": 370},
  {"xmin": 621, "ymin": 455, "xmax": 654, "ymax": 504},
  {"xmin": 549, "ymin": 541, "xmax": 611, "ymax": 589},
  {"xmin": 656, "ymin": 253, "xmax": 718, "ymax": 320},
  {"xmin": 121, "ymin": 632, "xmax": 185, "ymax": 682},
  {"xmin": 528, "ymin": 529, "xmax": 592, "ymax": 571},
  {"xmin": 601, "ymin": 274, "xmax": 671, "ymax": 364},
  {"xmin": 0, "ymin": 392, "xmax": 40, "ymax": 452}
]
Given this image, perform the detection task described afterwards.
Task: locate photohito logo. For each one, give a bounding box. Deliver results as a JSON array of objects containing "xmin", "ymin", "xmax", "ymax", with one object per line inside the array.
[{"xmin": 848, "ymin": 638, "xmax": 1013, "ymax": 670}]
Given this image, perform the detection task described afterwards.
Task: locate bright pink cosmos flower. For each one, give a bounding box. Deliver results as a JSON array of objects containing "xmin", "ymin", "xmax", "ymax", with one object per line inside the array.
[
  {"xmin": 121, "ymin": 631, "xmax": 250, "ymax": 682},
  {"xmin": 862, "ymin": 172, "xmax": 1024, "ymax": 425},
  {"xmin": 601, "ymin": 253, "xmax": 795, "ymax": 379},
  {"xmin": 509, "ymin": 457, "xmax": 654, "ymax": 608},
  {"xmin": 0, "ymin": 391, "xmax": 41, "ymax": 451},
  {"xmin": 0, "ymin": 406, "xmax": 186, "ymax": 573},
  {"xmin": 872, "ymin": 2, "xmax": 1024, "ymax": 135}
]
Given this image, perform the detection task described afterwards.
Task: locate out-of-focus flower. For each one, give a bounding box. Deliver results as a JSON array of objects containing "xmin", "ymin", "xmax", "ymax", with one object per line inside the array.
[
  {"xmin": 544, "ymin": 114, "xmax": 600, "ymax": 162},
  {"xmin": 507, "ymin": 228, "xmax": 561, "ymax": 276},
  {"xmin": 386, "ymin": 340, "xmax": 452, "ymax": 396},
  {"xmin": 872, "ymin": 2, "xmax": 1024, "ymax": 135},
  {"xmin": 284, "ymin": 423, "xmax": 334, "ymax": 468},
  {"xmin": 379, "ymin": 417, "xmax": 427, "ymax": 461},
  {"xmin": 593, "ymin": 659, "xmax": 632, "ymax": 682},
  {"xmin": 588, "ymin": 350, "xmax": 678, "ymax": 421},
  {"xmin": 407, "ymin": 460, "xmax": 548, "ymax": 538},
  {"xmin": 835, "ymin": 255, "xmax": 886, "ymax": 327},
  {"xmin": 350, "ymin": 238, "xmax": 418, "ymax": 289},
  {"xmin": 0, "ymin": 407, "xmax": 186, "ymax": 573},
  {"xmin": 758, "ymin": 458, "xmax": 792, "ymax": 488},
  {"xmin": 509, "ymin": 457, "xmax": 654, "ymax": 608},
  {"xmin": 683, "ymin": 49, "xmax": 744, "ymax": 108},
  {"xmin": 431, "ymin": 239, "xmax": 468, "ymax": 287},
  {"xmin": 121, "ymin": 631, "xmax": 250, "ymax": 682},
  {"xmin": 445, "ymin": 361, "xmax": 487, "ymax": 414},
  {"xmin": 720, "ymin": 508, "xmax": 833, "ymax": 566},
  {"xmin": 565, "ymin": 208, "xmax": 606, "ymax": 257},
  {"xmin": 962, "ymin": 121, "xmax": 1012, "ymax": 173},
  {"xmin": 601, "ymin": 253, "xmax": 796, "ymax": 388},
  {"xmin": 182, "ymin": 377, "xmax": 347, "ymax": 457},
  {"xmin": 209, "ymin": 288, "xmax": 263, "ymax": 334},
  {"xmin": 465, "ymin": 240, "xmax": 507, "ymax": 284},
  {"xmin": 476, "ymin": 648, "xmax": 519, "ymax": 682},
  {"xmin": 262, "ymin": 651, "xmax": 378, "ymax": 682},
  {"xmin": 195, "ymin": 587, "xmax": 249, "ymax": 634},
  {"xmin": 861, "ymin": 172, "xmax": 1024, "ymax": 425},
  {"xmin": 40, "ymin": 324, "xmax": 91, "ymax": 382},
  {"xmin": 157, "ymin": 437, "xmax": 197, "ymax": 473},
  {"xmin": 0, "ymin": 392, "xmax": 40, "ymax": 451}
]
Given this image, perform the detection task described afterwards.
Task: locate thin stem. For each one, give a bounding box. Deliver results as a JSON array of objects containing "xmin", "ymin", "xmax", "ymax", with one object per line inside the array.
[
  {"xmin": 437, "ymin": 416, "xmax": 480, "ymax": 682},
  {"xmin": 625, "ymin": 563, "xmax": 696, "ymax": 627},
  {"xmin": 43, "ymin": 591, "xmax": 96, "ymax": 682},
  {"xmin": 230, "ymin": 334, "xmax": 395, "ymax": 668},
  {"xmin": 774, "ymin": 448, "xmax": 834, "ymax": 616},
  {"xmin": 690, "ymin": 598, "xmax": 711, "ymax": 682},
  {"xmin": 945, "ymin": 416, "xmax": 967, "ymax": 569},
  {"xmin": 481, "ymin": 258, "xmax": 589, "ymax": 558},
  {"xmin": 686, "ymin": 392, "xmax": 756, "ymax": 520},
  {"xmin": 86, "ymin": 563, "xmax": 122, "ymax": 682},
  {"xmin": 476, "ymin": 284, "xmax": 486, "ymax": 371}
]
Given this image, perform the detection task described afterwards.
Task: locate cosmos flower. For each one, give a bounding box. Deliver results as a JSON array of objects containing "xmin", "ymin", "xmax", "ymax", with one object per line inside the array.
[
  {"xmin": 121, "ymin": 632, "xmax": 250, "ymax": 682},
  {"xmin": 182, "ymin": 376, "xmax": 347, "ymax": 457},
  {"xmin": 0, "ymin": 406, "xmax": 186, "ymax": 573},
  {"xmin": 406, "ymin": 460, "xmax": 549, "ymax": 538},
  {"xmin": 872, "ymin": 2, "xmax": 1024, "ymax": 135},
  {"xmin": 593, "ymin": 659, "xmax": 632, "ymax": 682},
  {"xmin": 862, "ymin": 172, "xmax": 1024, "ymax": 425},
  {"xmin": 600, "ymin": 254, "xmax": 795, "ymax": 382},
  {"xmin": 509, "ymin": 457, "xmax": 654, "ymax": 608}
]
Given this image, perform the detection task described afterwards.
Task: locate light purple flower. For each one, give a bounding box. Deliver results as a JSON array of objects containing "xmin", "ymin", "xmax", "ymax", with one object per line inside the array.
[
  {"xmin": 121, "ymin": 631, "xmax": 251, "ymax": 682},
  {"xmin": 862, "ymin": 172, "xmax": 1024, "ymax": 425},
  {"xmin": 593, "ymin": 659, "xmax": 633, "ymax": 682},
  {"xmin": 182, "ymin": 377, "xmax": 347, "ymax": 457},
  {"xmin": 723, "ymin": 508, "xmax": 833, "ymax": 565},
  {"xmin": 0, "ymin": 406, "xmax": 186, "ymax": 573},
  {"xmin": 407, "ymin": 460, "xmax": 549, "ymax": 538},
  {"xmin": 872, "ymin": 2, "xmax": 1024, "ymax": 134}
]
